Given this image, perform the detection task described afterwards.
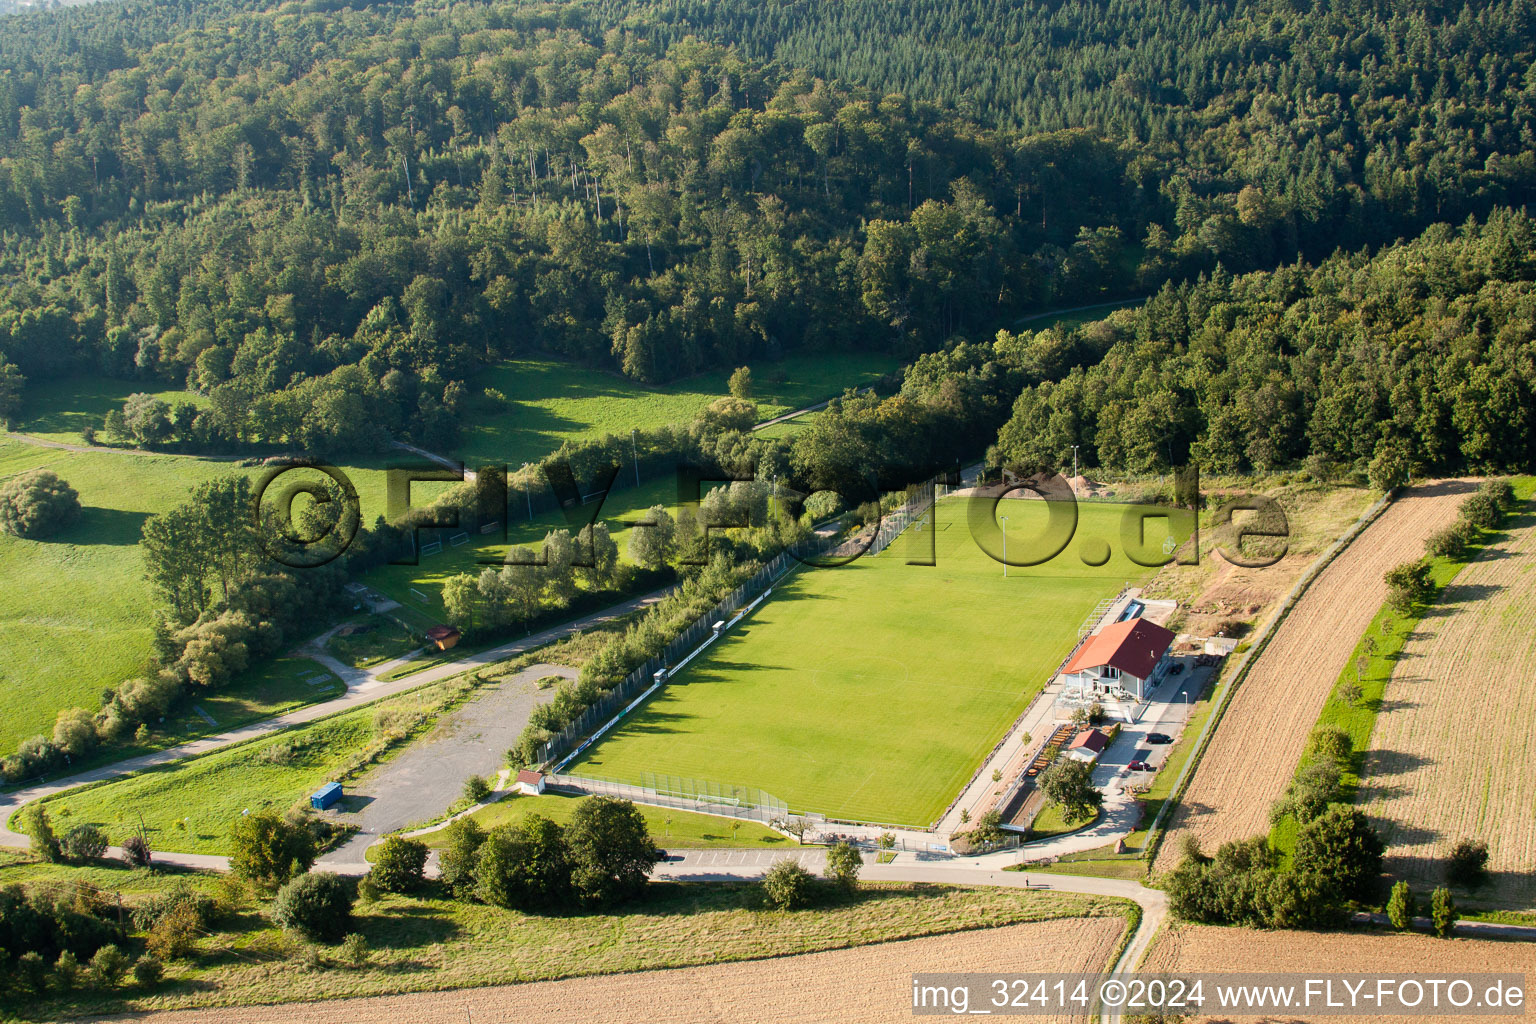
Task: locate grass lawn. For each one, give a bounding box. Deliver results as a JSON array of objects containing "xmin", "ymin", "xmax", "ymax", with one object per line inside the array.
[
  {"xmin": 12, "ymin": 375, "xmax": 205, "ymax": 444},
  {"xmin": 0, "ymin": 862, "xmax": 1127, "ymax": 1021},
  {"xmin": 324, "ymin": 615, "xmax": 422, "ymax": 669},
  {"xmin": 418, "ymin": 791, "xmax": 789, "ymax": 850},
  {"xmin": 0, "ymin": 438, "xmax": 412, "ymax": 755},
  {"xmin": 1028, "ymin": 802, "xmax": 1101, "ymax": 840},
  {"xmin": 572, "ymin": 497, "xmax": 1161, "ymax": 827},
  {"xmin": 453, "ymin": 351, "xmax": 898, "ymax": 467},
  {"xmin": 39, "ymin": 709, "xmax": 379, "ymax": 854}
]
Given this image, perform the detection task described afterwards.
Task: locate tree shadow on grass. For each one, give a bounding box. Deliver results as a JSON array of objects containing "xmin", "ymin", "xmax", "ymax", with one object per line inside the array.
[{"xmin": 52, "ymin": 506, "xmax": 150, "ymax": 546}]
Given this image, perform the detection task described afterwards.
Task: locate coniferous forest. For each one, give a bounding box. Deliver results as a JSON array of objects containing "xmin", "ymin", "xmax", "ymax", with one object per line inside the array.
[{"xmin": 0, "ymin": 0, "xmax": 1532, "ymax": 470}]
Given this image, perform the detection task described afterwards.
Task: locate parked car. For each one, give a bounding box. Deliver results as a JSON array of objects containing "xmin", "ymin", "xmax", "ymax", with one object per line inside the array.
[
  {"xmin": 1128, "ymin": 760, "xmax": 1156, "ymax": 772},
  {"xmin": 1168, "ymin": 662, "xmax": 1185, "ymax": 676},
  {"xmin": 1146, "ymin": 733, "xmax": 1173, "ymax": 744}
]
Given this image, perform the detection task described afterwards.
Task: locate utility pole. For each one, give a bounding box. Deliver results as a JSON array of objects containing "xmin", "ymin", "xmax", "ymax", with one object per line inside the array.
[{"xmin": 631, "ymin": 429, "xmax": 641, "ymax": 487}]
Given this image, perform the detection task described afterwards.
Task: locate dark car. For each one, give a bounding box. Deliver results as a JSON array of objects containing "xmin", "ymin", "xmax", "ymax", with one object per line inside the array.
[
  {"xmin": 1127, "ymin": 759, "xmax": 1156, "ymax": 772},
  {"xmin": 1146, "ymin": 733, "xmax": 1173, "ymax": 744},
  {"xmin": 1168, "ymin": 662, "xmax": 1185, "ymax": 676}
]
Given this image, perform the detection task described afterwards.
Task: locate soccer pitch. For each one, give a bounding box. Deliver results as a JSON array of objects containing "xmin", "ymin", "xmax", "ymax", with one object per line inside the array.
[{"xmin": 572, "ymin": 497, "xmax": 1163, "ymax": 827}]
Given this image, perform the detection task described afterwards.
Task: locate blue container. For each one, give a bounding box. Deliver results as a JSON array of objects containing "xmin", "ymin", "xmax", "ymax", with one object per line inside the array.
[{"xmin": 310, "ymin": 781, "xmax": 343, "ymax": 810}]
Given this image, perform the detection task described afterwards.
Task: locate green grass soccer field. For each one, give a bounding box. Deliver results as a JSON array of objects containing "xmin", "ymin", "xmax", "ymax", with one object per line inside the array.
[{"xmin": 572, "ymin": 496, "xmax": 1167, "ymax": 827}]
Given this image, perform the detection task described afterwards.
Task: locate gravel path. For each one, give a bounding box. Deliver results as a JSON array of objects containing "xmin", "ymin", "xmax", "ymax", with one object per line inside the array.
[{"xmin": 319, "ymin": 663, "xmax": 577, "ymax": 864}]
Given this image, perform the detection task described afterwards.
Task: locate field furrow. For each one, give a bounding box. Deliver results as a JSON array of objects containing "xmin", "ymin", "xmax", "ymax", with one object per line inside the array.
[
  {"xmin": 100, "ymin": 916, "xmax": 1125, "ymax": 1024},
  {"xmin": 1359, "ymin": 503, "xmax": 1536, "ymax": 903},
  {"xmin": 1154, "ymin": 480, "xmax": 1476, "ymax": 872},
  {"xmin": 1142, "ymin": 923, "xmax": 1535, "ymax": 1022}
]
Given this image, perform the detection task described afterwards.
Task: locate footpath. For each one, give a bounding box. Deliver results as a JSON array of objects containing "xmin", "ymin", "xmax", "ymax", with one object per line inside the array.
[{"xmin": 0, "ymin": 587, "xmax": 671, "ymax": 849}]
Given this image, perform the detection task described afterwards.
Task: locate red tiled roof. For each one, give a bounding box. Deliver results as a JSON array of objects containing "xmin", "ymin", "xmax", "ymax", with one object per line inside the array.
[
  {"xmin": 1068, "ymin": 728, "xmax": 1109, "ymax": 753},
  {"xmin": 425, "ymin": 625, "xmax": 461, "ymax": 640},
  {"xmin": 1062, "ymin": 617, "xmax": 1175, "ymax": 679},
  {"xmin": 515, "ymin": 770, "xmax": 544, "ymax": 784}
]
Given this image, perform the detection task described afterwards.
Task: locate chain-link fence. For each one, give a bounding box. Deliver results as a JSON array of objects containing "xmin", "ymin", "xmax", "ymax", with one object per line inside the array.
[
  {"xmin": 544, "ymin": 771, "xmax": 789, "ymax": 825},
  {"xmin": 539, "ymin": 542, "xmax": 829, "ymax": 767}
]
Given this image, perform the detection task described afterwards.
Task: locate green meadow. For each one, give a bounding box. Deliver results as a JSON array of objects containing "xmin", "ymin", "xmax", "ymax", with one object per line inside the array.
[
  {"xmin": 573, "ymin": 497, "xmax": 1165, "ymax": 827},
  {"xmin": 0, "ymin": 351, "xmax": 896, "ymax": 758},
  {"xmin": 453, "ymin": 351, "xmax": 898, "ymax": 468}
]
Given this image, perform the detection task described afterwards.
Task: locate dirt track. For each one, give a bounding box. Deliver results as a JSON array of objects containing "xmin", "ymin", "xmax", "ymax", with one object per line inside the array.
[
  {"xmin": 102, "ymin": 916, "xmax": 1124, "ymax": 1024},
  {"xmin": 1359, "ymin": 502, "xmax": 1536, "ymax": 903},
  {"xmin": 1142, "ymin": 922, "xmax": 1535, "ymax": 1022},
  {"xmin": 1154, "ymin": 479, "xmax": 1476, "ymax": 872}
]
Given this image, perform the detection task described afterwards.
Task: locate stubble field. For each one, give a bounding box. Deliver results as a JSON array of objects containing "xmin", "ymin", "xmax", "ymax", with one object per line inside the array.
[
  {"xmin": 98, "ymin": 912, "xmax": 1126, "ymax": 1024},
  {"xmin": 1359, "ymin": 501, "xmax": 1536, "ymax": 904},
  {"xmin": 1153, "ymin": 479, "xmax": 1476, "ymax": 873},
  {"xmin": 1142, "ymin": 922, "xmax": 1535, "ymax": 1022}
]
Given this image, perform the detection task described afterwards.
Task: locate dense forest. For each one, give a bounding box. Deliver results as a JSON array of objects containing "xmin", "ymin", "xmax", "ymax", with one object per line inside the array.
[
  {"xmin": 619, "ymin": 0, "xmax": 1536, "ymax": 264},
  {"xmin": 0, "ymin": 0, "xmax": 1152, "ymax": 452},
  {"xmin": 0, "ymin": 0, "xmax": 1533, "ymax": 467},
  {"xmin": 994, "ymin": 210, "xmax": 1536, "ymax": 476}
]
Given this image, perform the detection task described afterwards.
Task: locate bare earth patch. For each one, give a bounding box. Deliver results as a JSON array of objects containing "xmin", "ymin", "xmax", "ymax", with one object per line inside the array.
[
  {"xmin": 104, "ymin": 916, "xmax": 1124, "ymax": 1024},
  {"xmin": 1155, "ymin": 479, "xmax": 1476, "ymax": 873},
  {"xmin": 1360, "ymin": 504, "xmax": 1536, "ymax": 904},
  {"xmin": 1142, "ymin": 922, "xmax": 1535, "ymax": 1023}
]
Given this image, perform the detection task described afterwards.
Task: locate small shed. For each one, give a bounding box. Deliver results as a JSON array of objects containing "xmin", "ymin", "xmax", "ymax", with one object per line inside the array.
[
  {"xmin": 1066, "ymin": 728, "xmax": 1110, "ymax": 762},
  {"xmin": 310, "ymin": 781, "xmax": 343, "ymax": 810},
  {"xmin": 515, "ymin": 770, "xmax": 546, "ymax": 796},
  {"xmin": 425, "ymin": 625, "xmax": 462, "ymax": 651}
]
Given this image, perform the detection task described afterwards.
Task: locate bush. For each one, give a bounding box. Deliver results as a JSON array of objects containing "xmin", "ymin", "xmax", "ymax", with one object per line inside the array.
[
  {"xmin": 1479, "ymin": 478, "xmax": 1515, "ymax": 510},
  {"xmin": 475, "ymin": 815, "xmax": 572, "ymax": 911},
  {"xmin": 230, "ymin": 809, "xmax": 316, "ymax": 891},
  {"xmin": 1458, "ymin": 492, "xmax": 1502, "ymax": 530},
  {"xmin": 132, "ymin": 954, "xmax": 164, "ymax": 987},
  {"xmin": 270, "ymin": 872, "xmax": 354, "ymax": 943},
  {"xmin": 54, "ymin": 950, "xmax": 81, "ymax": 992},
  {"xmin": 369, "ymin": 835, "xmax": 428, "ymax": 893},
  {"xmin": 1430, "ymin": 886, "xmax": 1457, "ymax": 937},
  {"xmin": 59, "ymin": 823, "xmax": 109, "ymax": 863},
  {"xmin": 564, "ymin": 797, "xmax": 662, "ymax": 906},
  {"xmin": 22, "ymin": 804, "xmax": 60, "ymax": 862},
  {"xmin": 356, "ymin": 873, "xmax": 381, "ymax": 904},
  {"xmin": 761, "ymin": 858, "xmax": 816, "ymax": 910},
  {"xmin": 824, "ymin": 842, "xmax": 863, "ymax": 894},
  {"xmin": 1292, "ymin": 807, "xmax": 1385, "ymax": 904},
  {"xmin": 122, "ymin": 834, "xmax": 153, "ymax": 867},
  {"xmin": 340, "ymin": 932, "xmax": 369, "ymax": 967},
  {"xmin": 146, "ymin": 902, "xmax": 203, "ymax": 960},
  {"xmin": 90, "ymin": 943, "xmax": 130, "ymax": 987},
  {"xmin": 133, "ymin": 877, "xmax": 218, "ymax": 932},
  {"xmin": 1424, "ymin": 526, "xmax": 1469, "ymax": 560},
  {"xmin": 463, "ymin": 774, "xmax": 492, "ymax": 804},
  {"xmin": 1383, "ymin": 560, "xmax": 1434, "ymax": 612},
  {"xmin": 16, "ymin": 950, "xmax": 48, "ymax": 995},
  {"xmin": 438, "ymin": 818, "xmax": 486, "ymax": 893},
  {"xmin": 1386, "ymin": 880, "xmax": 1415, "ymax": 930},
  {"xmin": 0, "ymin": 469, "xmax": 81, "ymax": 539},
  {"xmin": 1445, "ymin": 838, "xmax": 1490, "ymax": 888},
  {"xmin": 1366, "ymin": 444, "xmax": 1410, "ymax": 492},
  {"xmin": 1305, "ymin": 726, "xmax": 1353, "ymax": 768}
]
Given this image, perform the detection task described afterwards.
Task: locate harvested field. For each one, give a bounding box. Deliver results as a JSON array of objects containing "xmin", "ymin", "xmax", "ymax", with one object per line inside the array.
[
  {"xmin": 1154, "ymin": 479, "xmax": 1476, "ymax": 873},
  {"xmin": 100, "ymin": 916, "xmax": 1125, "ymax": 1024},
  {"xmin": 1360, "ymin": 503, "xmax": 1536, "ymax": 904},
  {"xmin": 1142, "ymin": 922, "xmax": 1535, "ymax": 1023}
]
